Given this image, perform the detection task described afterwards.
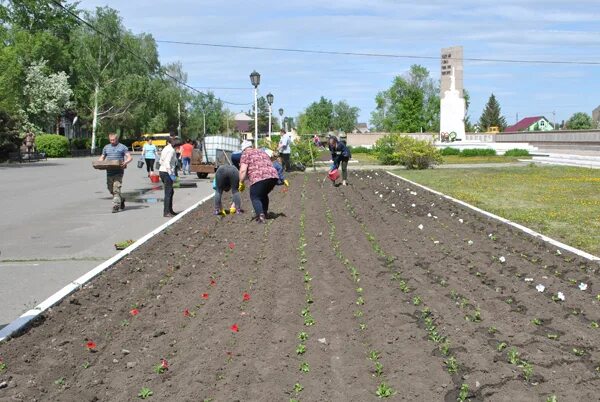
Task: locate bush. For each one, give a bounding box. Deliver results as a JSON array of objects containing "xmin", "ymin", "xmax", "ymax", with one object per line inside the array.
[
  {"xmin": 439, "ymin": 147, "xmax": 461, "ymax": 156},
  {"xmin": 460, "ymin": 148, "xmax": 497, "ymax": 157},
  {"xmin": 292, "ymin": 137, "xmax": 320, "ymax": 167},
  {"xmin": 504, "ymin": 148, "xmax": 530, "ymax": 157},
  {"xmin": 70, "ymin": 138, "xmax": 90, "ymax": 150},
  {"xmin": 36, "ymin": 134, "xmax": 70, "ymax": 157},
  {"xmin": 348, "ymin": 146, "xmax": 372, "ymax": 154},
  {"xmin": 373, "ymin": 134, "xmax": 442, "ymax": 169},
  {"xmin": 0, "ymin": 109, "xmax": 21, "ymax": 161}
]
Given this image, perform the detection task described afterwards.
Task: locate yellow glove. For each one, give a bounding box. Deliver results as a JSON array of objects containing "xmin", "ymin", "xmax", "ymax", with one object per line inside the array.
[
  {"xmin": 219, "ymin": 209, "xmax": 226, "ymax": 216},
  {"xmin": 283, "ymin": 179, "xmax": 289, "ymax": 187},
  {"xmin": 238, "ymin": 182, "xmax": 245, "ymax": 192},
  {"xmin": 229, "ymin": 206, "xmax": 236, "ymax": 214}
]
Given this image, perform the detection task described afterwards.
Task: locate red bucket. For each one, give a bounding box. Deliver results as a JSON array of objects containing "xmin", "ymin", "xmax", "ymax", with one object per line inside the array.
[
  {"xmin": 150, "ymin": 174, "xmax": 160, "ymax": 183},
  {"xmin": 328, "ymin": 169, "xmax": 340, "ymax": 182}
]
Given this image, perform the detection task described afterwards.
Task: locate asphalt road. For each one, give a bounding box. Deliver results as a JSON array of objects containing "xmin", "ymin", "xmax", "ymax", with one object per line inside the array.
[{"xmin": 0, "ymin": 157, "xmax": 214, "ymax": 328}]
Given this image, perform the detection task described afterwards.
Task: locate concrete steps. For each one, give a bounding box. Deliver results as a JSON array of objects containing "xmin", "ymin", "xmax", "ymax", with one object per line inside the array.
[{"xmin": 528, "ymin": 153, "xmax": 600, "ymax": 169}]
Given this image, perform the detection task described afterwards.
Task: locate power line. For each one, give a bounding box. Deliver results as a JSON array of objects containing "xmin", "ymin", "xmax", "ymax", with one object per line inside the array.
[
  {"xmin": 156, "ymin": 39, "xmax": 600, "ymax": 66},
  {"xmin": 48, "ymin": 0, "xmax": 252, "ymax": 106}
]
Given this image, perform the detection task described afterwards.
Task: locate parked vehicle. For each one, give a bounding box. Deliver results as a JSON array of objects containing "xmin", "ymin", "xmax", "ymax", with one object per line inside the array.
[
  {"xmin": 191, "ymin": 136, "xmax": 241, "ymax": 178},
  {"xmin": 131, "ymin": 133, "xmax": 171, "ymax": 151}
]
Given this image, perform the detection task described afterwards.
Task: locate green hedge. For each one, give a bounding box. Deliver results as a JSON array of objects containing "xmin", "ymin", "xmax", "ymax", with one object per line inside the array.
[
  {"xmin": 503, "ymin": 148, "xmax": 530, "ymax": 157},
  {"xmin": 439, "ymin": 147, "xmax": 461, "ymax": 156},
  {"xmin": 348, "ymin": 146, "xmax": 372, "ymax": 154},
  {"xmin": 373, "ymin": 134, "xmax": 441, "ymax": 169},
  {"xmin": 36, "ymin": 134, "xmax": 70, "ymax": 157},
  {"xmin": 460, "ymin": 148, "xmax": 497, "ymax": 157}
]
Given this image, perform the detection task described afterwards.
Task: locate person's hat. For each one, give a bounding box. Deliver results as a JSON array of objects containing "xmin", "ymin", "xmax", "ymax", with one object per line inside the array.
[
  {"xmin": 264, "ymin": 149, "xmax": 274, "ymax": 158},
  {"xmin": 241, "ymin": 140, "xmax": 253, "ymax": 151}
]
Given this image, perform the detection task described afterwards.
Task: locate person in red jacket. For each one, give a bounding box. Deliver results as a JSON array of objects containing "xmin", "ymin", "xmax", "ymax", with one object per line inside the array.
[{"xmin": 180, "ymin": 139, "xmax": 194, "ymax": 175}]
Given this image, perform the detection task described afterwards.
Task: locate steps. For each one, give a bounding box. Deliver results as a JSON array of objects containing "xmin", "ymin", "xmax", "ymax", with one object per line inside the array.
[{"xmin": 528, "ymin": 153, "xmax": 600, "ymax": 169}]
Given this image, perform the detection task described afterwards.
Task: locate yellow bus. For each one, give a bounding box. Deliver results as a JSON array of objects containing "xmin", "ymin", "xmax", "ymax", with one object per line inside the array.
[{"xmin": 131, "ymin": 133, "xmax": 171, "ymax": 151}]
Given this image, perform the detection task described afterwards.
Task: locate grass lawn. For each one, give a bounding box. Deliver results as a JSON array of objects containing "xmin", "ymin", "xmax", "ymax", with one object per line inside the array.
[
  {"xmin": 442, "ymin": 155, "xmax": 531, "ymax": 164},
  {"xmin": 352, "ymin": 153, "xmax": 381, "ymax": 164},
  {"xmin": 395, "ymin": 165, "xmax": 600, "ymax": 256}
]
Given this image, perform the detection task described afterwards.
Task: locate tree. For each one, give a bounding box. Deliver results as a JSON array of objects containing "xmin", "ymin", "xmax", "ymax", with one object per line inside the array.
[
  {"xmin": 297, "ymin": 97, "xmax": 333, "ymax": 134},
  {"xmin": 478, "ymin": 93, "xmax": 507, "ymax": 131},
  {"xmin": 0, "ymin": 108, "xmax": 21, "ymax": 161},
  {"xmin": 247, "ymin": 96, "xmax": 270, "ymax": 134},
  {"xmin": 188, "ymin": 91, "xmax": 227, "ymax": 138},
  {"xmin": 22, "ymin": 59, "xmax": 73, "ymax": 133},
  {"xmin": 463, "ymin": 89, "xmax": 474, "ymax": 132},
  {"xmin": 370, "ymin": 65, "xmax": 439, "ymax": 133},
  {"xmin": 332, "ymin": 101, "xmax": 359, "ymax": 132},
  {"xmin": 566, "ymin": 112, "xmax": 593, "ymax": 130}
]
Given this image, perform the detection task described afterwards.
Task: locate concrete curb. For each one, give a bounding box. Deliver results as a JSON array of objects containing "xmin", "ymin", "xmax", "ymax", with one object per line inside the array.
[
  {"xmin": 0, "ymin": 194, "xmax": 214, "ymax": 343},
  {"xmin": 386, "ymin": 171, "xmax": 600, "ymax": 262}
]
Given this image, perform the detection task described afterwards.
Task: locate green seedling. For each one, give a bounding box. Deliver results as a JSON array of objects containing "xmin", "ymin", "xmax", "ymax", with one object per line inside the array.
[
  {"xmin": 507, "ymin": 348, "xmax": 520, "ymax": 365},
  {"xmin": 356, "ymin": 287, "xmax": 363, "ymax": 293},
  {"xmin": 356, "ymin": 296, "xmax": 365, "ymax": 305},
  {"xmin": 547, "ymin": 333, "xmax": 559, "ymax": 340},
  {"xmin": 121, "ymin": 319, "xmax": 130, "ymax": 327},
  {"xmin": 531, "ymin": 318, "xmax": 543, "ymax": 326},
  {"xmin": 299, "ymin": 362, "xmax": 310, "ymax": 373},
  {"xmin": 421, "ymin": 307, "xmax": 432, "ymax": 318},
  {"xmin": 459, "ymin": 298, "xmax": 470, "ymax": 309},
  {"xmin": 300, "ymin": 308, "xmax": 310, "ymax": 317},
  {"xmin": 296, "ymin": 344, "xmax": 306, "ymax": 355},
  {"xmin": 359, "ymin": 323, "xmax": 367, "ymax": 330},
  {"xmin": 568, "ymin": 278, "xmax": 577, "ymax": 285},
  {"xmin": 138, "ymin": 387, "xmax": 153, "ymax": 399},
  {"xmin": 505, "ymin": 297, "xmax": 514, "ymax": 305},
  {"xmin": 375, "ymin": 382, "xmax": 395, "ymax": 398},
  {"xmin": 445, "ymin": 356, "xmax": 459, "ymax": 374},
  {"xmin": 457, "ymin": 383, "xmax": 470, "ymax": 402},
  {"xmin": 488, "ymin": 326, "xmax": 497, "ymax": 335},
  {"xmin": 305, "ymin": 295, "xmax": 314, "ymax": 304},
  {"xmin": 572, "ymin": 348, "xmax": 585, "ymax": 357},
  {"xmin": 439, "ymin": 341, "xmax": 451, "ymax": 357},
  {"xmin": 546, "ymin": 395, "xmax": 558, "ymax": 402},
  {"xmin": 374, "ymin": 361, "xmax": 384, "ymax": 377},
  {"xmin": 591, "ymin": 321, "xmax": 599, "ymax": 329},
  {"xmin": 398, "ymin": 280, "xmax": 410, "ymax": 293},
  {"xmin": 368, "ymin": 350, "xmax": 381, "ymax": 361},
  {"xmin": 354, "ymin": 310, "xmax": 364, "ymax": 318},
  {"xmin": 303, "ymin": 315, "xmax": 315, "ymax": 326},
  {"xmin": 54, "ymin": 377, "xmax": 66, "ymax": 386},
  {"xmin": 450, "ymin": 290, "xmax": 459, "ymax": 300},
  {"xmin": 466, "ymin": 309, "xmax": 482, "ymax": 322},
  {"xmin": 0, "ymin": 361, "xmax": 7, "ymax": 372},
  {"xmin": 298, "ymin": 332, "xmax": 308, "ymax": 341},
  {"xmin": 497, "ymin": 342, "xmax": 508, "ymax": 352},
  {"xmin": 153, "ymin": 362, "xmax": 168, "ymax": 374},
  {"xmin": 293, "ymin": 383, "xmax": 304, "ymax": 393},
  {"xmin": 520, "ymin": 360, "xmax": 534, "ymax": 381},
  {"xmin": 412, "ymin": 296, "xmax": 422, "ymax": 306},
  {"xmin": 82, "ymin": 361, "xmax": 91, "ymax": 369},
  {"xmin": 596, "ymin": 294, "xmax": 600, "ymax": 302},
  {"xmin": 303, "ymin": 273, "xmax": 312, "ymax": 283}
]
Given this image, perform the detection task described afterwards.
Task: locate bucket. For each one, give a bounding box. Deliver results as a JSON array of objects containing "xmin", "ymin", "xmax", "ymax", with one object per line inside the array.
[
  {"xmin": 328, "ymin": 169, "xmax": 340, "ymax": 181},
  {"xmin": 137, "ymin": 159, "xmax": 144, "ymax": 169},
  {"xmin": 150, "ymin": 174, "xmax": 160, "ymax": 183}
]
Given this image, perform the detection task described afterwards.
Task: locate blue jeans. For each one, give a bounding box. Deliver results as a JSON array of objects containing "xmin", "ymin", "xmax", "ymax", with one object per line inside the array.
[{"xmin": 182, "ymin": 157, "xmax": 191, "ymax": 174}]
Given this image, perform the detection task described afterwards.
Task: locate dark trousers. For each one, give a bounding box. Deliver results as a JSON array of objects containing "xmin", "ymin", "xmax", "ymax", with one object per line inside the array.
[
  {"xmin": 145, "ymin": 158, "xmax": 155, "ymax": 173},
  {"xmin": 159, "ymin": 172, "xmax": 175, "ymax": 214},
  {"xmin": 249, "ymin": 178, "xmax": 277, "ymax": 216},
  {"xmin": 281, "ymin": 153, "xmax": 291, "ymax": 171},
  {"xmin": 214, "ymin": 165, "xmax": 241, "ymax": 210}
]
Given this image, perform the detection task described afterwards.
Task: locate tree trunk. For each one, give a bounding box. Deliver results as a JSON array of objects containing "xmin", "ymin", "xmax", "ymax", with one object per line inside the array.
[{"xmin": 90, "ymin": 83, "xmax": 99, "ymax": 154}]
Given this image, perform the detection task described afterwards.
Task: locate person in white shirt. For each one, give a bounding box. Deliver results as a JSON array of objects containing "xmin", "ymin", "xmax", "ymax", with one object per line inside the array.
[
  {"xmin": 278, "ymin": 129, "xmax": 292, "ymax": 171},
  {"xmin": 159, "ymin": 137, "xmax": 179, "ymax": 217}
]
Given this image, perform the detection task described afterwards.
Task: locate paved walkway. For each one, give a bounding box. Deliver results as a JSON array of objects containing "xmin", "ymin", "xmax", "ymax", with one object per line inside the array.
[{"xmin": 0, "ymin": 157, "xmax": 213, "ymax": 328}]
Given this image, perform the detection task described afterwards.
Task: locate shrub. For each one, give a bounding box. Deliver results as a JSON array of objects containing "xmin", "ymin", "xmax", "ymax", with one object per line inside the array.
[
  {"xmin": 0, "ymin": 109, "xmax": 21, "ymax": 161},
  {"xmin": 292, "ymin": 137, "xmax": 320, "ymax": 167},
  {"xmin": 36, "ymin": 134, "xmax": 70, "ymax": 157},
  {"xmin": 70, "ymin": 138, "xmax": 89, "ymax": 150},
  {"xmin": 439, "ymin": 147, "xmax": 461, "ymax": 156},
  {"xmin": 504, "ymin": 148, "xmax": 530, "ymax": 157},
  {"xmin": 373, "ymin": 134, "xmax": 442, "ymax": 169},
  {"xmin": 460, "ymin": 148, "xmax": 497, "ymax": 157},
  {"xmin": 348, "ymin": 146, "xmax": 372, "ymax": 154}
]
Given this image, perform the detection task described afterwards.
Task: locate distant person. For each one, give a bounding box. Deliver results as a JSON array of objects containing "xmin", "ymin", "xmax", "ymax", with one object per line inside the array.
[
  {"xmin": 239, "ymin": 140, "xmax": 279, "ymax": 223},
  {"xmin": 141, "ymin": 138, "xmax": 157, "ymax": 176},
  {"xmin": 24, "ymin": 132, "xmax": 36, "ymax": 154},
  {"xmin": 328, "ymin": 135, "xmax": 351, "ymax": 186},
  {"xmin": 213, "ymin": 164, "xmax": 243, "ymax": 216},
  {"xmin": 180, "ymin": 139, "xmax": 194, "ymax": 175},
  {"xmin": 159, "ymin": 137, "xmax": 179, "ymax": 218},
  {"xmin": 98, "ymin": 133, "xmax": 133, "ymax": 213},
  {"xmin": 278, "ymin": 129, "xmax": 292, "ymax": 171},
  {"xmin": 265, "ymin": 149, "xmax": 288, "ymax": 186}
]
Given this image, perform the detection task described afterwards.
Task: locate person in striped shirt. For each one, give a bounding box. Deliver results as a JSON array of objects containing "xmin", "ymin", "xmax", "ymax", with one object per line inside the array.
[{"xmin": 98, "ymin": 133, "xmax": 132, "ymax": 213}]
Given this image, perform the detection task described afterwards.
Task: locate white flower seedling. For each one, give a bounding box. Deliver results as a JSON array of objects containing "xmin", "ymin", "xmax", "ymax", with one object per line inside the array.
[
  {"xmin": 499, "ymin": 256, "xmax": 506, "ymax": 263},
  {"xmin": 427, "ymin": 213, "xmax": 432, "ymax": 217},
  {"xmin": 433, "ymin": 240, "xmax": 440, "ymax": 244},
  {"xmin": 467, "ymin": 240, "xmax": 473, "ymax": 245},
  {"xmin": 557, "ymin": 292, "xmax": 565, "ymax": 301},
  {"xmin": 411, "ymin": 204, "xmax": 416, "ymax": 208},
  {"xmin": 536, "ymin": 284, "xmax": 545, "ymax": 292},
  {"xmin": 556, "ymin": 249, "xmax": 562, "ymax": 256},
  {"xmin": 391, "ymin": 203, "xmax": 396, "ymax": 208},
  {"xmin": 579, "ymin": 283, "xmax": 588, "ymax": 291},
  {"xmin": 418, "ymin": 224, "xmax": 424, "ymax": 230},
  {"xmin": 410, "ymin": 191, "xmax": 417, "ymax": 195},
  {"xmin": 379, "ymin": 194, "xmax": 383, "ymax": 198},
  {"xmin": 458, "ymin": 218, "xmax": 464, "ymax": 223},
  {"xmin": 524, "ymin": 278, "xmax": 533, "ymax": 282}
]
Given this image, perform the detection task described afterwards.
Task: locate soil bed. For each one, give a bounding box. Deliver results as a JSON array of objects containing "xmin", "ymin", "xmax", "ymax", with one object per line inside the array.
[{"xmin": 1, "ymin": 171, "xmax": 599, "ymax": 401}]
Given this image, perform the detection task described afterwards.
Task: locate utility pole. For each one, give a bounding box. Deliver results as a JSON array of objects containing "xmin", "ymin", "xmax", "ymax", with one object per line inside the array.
[{"xmin": 552, "ymin": 111, "xmax": 556, "ymax": 130}]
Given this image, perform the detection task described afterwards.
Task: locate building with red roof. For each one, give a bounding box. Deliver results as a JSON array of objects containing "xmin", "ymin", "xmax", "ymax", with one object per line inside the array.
[{"xmin": 505, "ymin": 116, "xmax": 554, "ymax": 132}]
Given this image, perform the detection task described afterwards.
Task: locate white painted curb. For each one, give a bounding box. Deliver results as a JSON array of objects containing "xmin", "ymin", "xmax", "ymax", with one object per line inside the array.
[
  {"xmin": 386, "ymin": 171, "xmax": 600, "ymax": 262},
  {"xmin": 0, "ymin": 194, "xmax": 214, "ymax": 343}
]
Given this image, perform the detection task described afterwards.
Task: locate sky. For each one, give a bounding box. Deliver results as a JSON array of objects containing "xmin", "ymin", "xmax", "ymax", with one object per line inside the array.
[{"xmin": 81, "ymin": 0, "xmax": 600, "ymax": 128}]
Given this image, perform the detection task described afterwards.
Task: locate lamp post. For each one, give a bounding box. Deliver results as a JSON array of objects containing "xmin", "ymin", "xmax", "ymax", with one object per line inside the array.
[
  {"xmin": 278, "ymin": 107, "xmax": 284, "ymax": 133},
  {"xmin": 266, "ymin": 93, "xmax": 274, "ymax": 141},
  {"xmin": 250, "ymin": 70, "xmax": 260, "ymax": 148}
]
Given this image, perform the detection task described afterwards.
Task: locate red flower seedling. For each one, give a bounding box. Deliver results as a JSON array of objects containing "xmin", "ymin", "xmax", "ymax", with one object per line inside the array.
[
  {"xmin": 153, "ymin": 359, "xmax": 169, "ymax": 374},
  {"xmin": 230, "ymin": 324, "xmax": 239, "ymax": 333},
  {"xmin": 210, "ymin": 279, "xmax": 217, "ymax": 287},
  {"xmin": 183, "ymin": 309, "xmax": 190, "ymax": 317},
  {"xmin": 243, "ymin": 293, "xmax": 251, "ymax": 302},
  {"xmin": 228, "ymin": 242, "xmax": 235, "ymax": 250},
  {"xmin": 201, "ymin": 293, "xmax": 209, "ymax": 300},
  {"xmin": 86, "ymin": 341, "xmax": 97, "ymax": 351},
  {"xmin": 130, "ymin": 308, "xmax": 139, "ymax": 316}
]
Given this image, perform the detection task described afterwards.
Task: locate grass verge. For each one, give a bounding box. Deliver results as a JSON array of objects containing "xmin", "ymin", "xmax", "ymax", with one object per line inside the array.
[
  {"xmin": 442, "ymin": 155, "xmax": 531, "ymax": 164},
  {"xmin": 394, "ymin": 165, "xmax": 600, "ymax": 256}
]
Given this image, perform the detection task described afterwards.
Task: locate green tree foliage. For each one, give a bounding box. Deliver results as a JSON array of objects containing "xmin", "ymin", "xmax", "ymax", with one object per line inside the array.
[
  {"xmin": 478, "ymin": 94, "xmax": 507, "ymax": 131},
  {"xmin": 36, "ymin": 133, "xmax": 70, "ymax": 157},
  {"xmin": 247, "ymin": 96, "xmax": 277, "ymax": 134},
  {"xmin": 188, "ymin": 91, "xmax": 227, "ymax": 138},
  {"xmin": 372, "ymin": 133, "xmax": 441, "ymax": 169},
  {"xmin": 566, "ymin": 112, "xmax": 593, "ymax": 130},
  {"xmin": 0, "ymin": 108, "xmax": 21, "ymax": 160},
  {"xmin": 332, "ymin": 100, "xmax": 360, "ymax": 133},
  {"xmin": 370, "ymin": 65, "xmax": 439, "ymax": 133},
  {"xmin": 297, "ymin": 97, "xmax": 359, "ymax": 134}
]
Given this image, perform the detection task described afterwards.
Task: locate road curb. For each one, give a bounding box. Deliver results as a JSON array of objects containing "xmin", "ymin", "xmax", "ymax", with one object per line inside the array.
[
  {"xmin": 0, "ymin": 194, "xmax": 214, "ymax": 343},
  {"xmin": 387, "ymin": 171, "xmax": 600, "ymax": 262}
]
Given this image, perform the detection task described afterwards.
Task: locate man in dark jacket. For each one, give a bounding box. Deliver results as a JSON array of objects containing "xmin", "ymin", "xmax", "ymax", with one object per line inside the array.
[{"xmin": 328, "ymin": 136, "xmax": 351, "ymax": 186}]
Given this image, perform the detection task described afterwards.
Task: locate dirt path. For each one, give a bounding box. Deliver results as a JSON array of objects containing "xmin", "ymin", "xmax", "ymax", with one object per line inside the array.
[{"xmin": 0, "ymin": 171, "xmax": 599, "ymax": 402}]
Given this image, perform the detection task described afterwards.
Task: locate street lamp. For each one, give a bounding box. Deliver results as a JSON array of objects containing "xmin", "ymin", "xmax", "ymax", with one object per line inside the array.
[
  {"xmin": 266, "ymin": 93, "xmax": 274, "ymax": 141},
  {"xmin": 278, "ymin": 107, "xmax": 284, "ymax": 133},
  {"xmin": 250, "ymin": 70, "xmax": 260, "ymax": 147}
]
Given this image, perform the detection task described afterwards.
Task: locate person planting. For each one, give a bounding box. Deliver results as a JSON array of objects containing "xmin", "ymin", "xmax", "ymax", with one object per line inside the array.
[
  {"xmin": 141, "ymin": 138, "xmax": 157, "ymax": 177},
  {"xmin": 265, "ymin": 149, "xmax": 289, "ymax": 187},
  {"xmin": 213, "ymin": 164, "xmax": 243, "ymax": 216},
  {"xmin": 238, "ymin": 140, "xmax": 279, "ymax": 223},
  {"xmin": 328, "ymin": 135, "xmax": 352, "ymax": 186}
]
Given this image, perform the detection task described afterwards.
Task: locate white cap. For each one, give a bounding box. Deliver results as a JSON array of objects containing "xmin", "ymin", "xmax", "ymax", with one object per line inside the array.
[
  {"xmin": 264, "ymin": 149, "xmax": 274, "ymax": 158},
  {"xmin": 241, "ymin": 140, "xmax": 253, "ymax": 151}
]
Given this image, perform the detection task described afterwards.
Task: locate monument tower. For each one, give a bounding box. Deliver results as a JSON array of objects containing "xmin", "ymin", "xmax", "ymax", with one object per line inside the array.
[{"xmin": 439, "ymin": 46, "xmax": 466, "ymax": 141}]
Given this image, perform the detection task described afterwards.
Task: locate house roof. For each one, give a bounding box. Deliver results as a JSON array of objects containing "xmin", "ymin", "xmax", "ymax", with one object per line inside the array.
[
  {"xmin": 234, "ymin": 112, "xmax": 252, "ymax": 121},
  {"xmin": 505, "ymin": 116, "xmax": 546, "ymax": 132}
]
